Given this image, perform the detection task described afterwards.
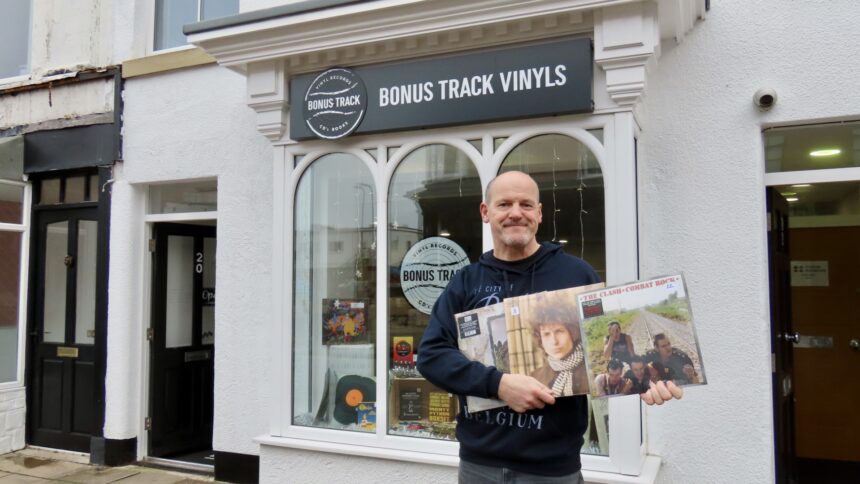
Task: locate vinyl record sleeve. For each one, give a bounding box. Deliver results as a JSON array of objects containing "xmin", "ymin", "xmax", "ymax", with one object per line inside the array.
[
  {"xmin": 455, "ymin": 282, "xmax": 603, "ymax": 412},
  {"xmin": 578, "ymin": 273, "xmax": 707, "ymax": 399}
]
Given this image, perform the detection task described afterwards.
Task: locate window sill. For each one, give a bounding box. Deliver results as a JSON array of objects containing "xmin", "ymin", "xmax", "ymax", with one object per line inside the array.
[
  {"xmin": 256, "ymin": 434, "xmax": 459, "ymax": 467},
  {"xmin": 257, "ymin": 435, "xmax": 661, "ymax": 484},
  {"xmin": 583, "ymin": 456, "xmax": 661, "ymax": 484},
  {"xmin": 122, "ymin": 47, "xmax": 216, "ymax": 79}
]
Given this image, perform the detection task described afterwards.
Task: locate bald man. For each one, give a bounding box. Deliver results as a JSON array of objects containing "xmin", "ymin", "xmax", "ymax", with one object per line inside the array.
[{"xmin": 418, "ymin": 171, "xmax": 679, "ymax": 483}]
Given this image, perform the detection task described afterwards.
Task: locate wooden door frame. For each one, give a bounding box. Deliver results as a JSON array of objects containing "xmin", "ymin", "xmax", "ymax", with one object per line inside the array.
[
  {"xmin": 24, "ymin": 166, "xmax": 112, "ymax": 453},
  {"xmin": 767, "ymin": 187, "xmax": 797, "ymax": 484},
  {"xmin": 148, "ymin": 222, "xmax": 216, "ymax": 458}
]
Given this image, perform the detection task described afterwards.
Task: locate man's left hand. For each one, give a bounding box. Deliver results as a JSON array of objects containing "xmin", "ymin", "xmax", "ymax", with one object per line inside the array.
[{"xmin": 640, "ymin": 380, "xmax": 683, "ymax": 405}]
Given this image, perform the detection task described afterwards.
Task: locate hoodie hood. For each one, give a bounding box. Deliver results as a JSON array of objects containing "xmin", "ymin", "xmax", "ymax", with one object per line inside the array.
[
  {"xmin": 478, "ymin": 241, "xmax": 563, "ymax": 274},
  {"xmin": 477, "ymin": 241, "xmax": 564, "ymax": 298}
]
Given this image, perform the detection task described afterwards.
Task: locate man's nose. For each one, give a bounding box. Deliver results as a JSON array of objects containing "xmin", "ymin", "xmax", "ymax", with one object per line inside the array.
[{"xmin": 508, "ymin": 203, "xmax": 523, "ymax": 218}]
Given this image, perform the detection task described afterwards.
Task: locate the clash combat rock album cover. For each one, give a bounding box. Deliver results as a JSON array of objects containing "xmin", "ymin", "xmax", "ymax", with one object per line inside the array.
[{"xmin": 578, "ymin": 274, "xmax": 707, "ymax": 399}]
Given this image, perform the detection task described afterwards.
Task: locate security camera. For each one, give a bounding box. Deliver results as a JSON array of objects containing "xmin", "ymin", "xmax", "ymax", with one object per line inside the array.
[{"xmin": 754, "ymin": 88, "xmax": 777, "ymax": 110}]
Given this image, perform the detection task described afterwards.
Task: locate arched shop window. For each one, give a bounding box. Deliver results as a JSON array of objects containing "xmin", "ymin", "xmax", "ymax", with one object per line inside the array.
[
  {"xmin": 292, "ymin": 153, "xmax": 378, "ymax": 432},
  {"xmin": 281, "ymin": 120, "xmax": 641, "ymax": 472},
  {"xmin": 387, "ymin": 144, "xmax": 482, "ymax": 439},
  {"xmin": 499, "ymin": 132, "xmax": 608, "ymax": 455}
]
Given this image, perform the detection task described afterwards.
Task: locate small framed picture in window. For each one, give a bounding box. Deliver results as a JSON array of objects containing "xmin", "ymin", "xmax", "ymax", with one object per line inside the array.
[{"xmin": 322, "ymin": 299, "xmax": 369, "ymax": 345}]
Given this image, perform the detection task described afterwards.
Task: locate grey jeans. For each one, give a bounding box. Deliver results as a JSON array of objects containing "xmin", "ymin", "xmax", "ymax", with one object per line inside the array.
[{"xmin": 458, "ymin": 460, "xmax": 585, "ymax": 484}]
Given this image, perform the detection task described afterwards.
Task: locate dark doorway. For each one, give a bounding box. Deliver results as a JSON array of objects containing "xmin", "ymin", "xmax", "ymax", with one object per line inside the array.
[
  {"xmin": 768, "ymin": 182, "xmax": 860, "ymax": 484},
  {"xmin": 27, "ymin": 207, "xmax": 101, "ymax": 452},
  {"xmin": 149, "ymin": 222, "xmax": 216, "ymax": 462}
]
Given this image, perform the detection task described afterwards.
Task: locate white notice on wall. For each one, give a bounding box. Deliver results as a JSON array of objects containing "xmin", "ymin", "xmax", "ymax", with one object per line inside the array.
[{"xmin": 790, "ymin": 261, "xmax": 829, "ymax": 287}]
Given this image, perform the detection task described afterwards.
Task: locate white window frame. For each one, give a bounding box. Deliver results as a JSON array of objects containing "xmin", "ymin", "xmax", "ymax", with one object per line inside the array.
[
  {"xmin": 0, "ymin": 0, "xmax": 33, "ymax": 85},
  {"xmin": 147, "ymin": 0, "xmax": 239, "ymax": 54},
  {"xmin": 0, "ymin": 179, "xmax": 32, "ymax": 390},
  {"xmin": 265, "ymin": 112, "xmax": 645, "ymax": 475},
  {"xmin": 137, "ymin": 177, "xmax": 219, "ymax": 460}
]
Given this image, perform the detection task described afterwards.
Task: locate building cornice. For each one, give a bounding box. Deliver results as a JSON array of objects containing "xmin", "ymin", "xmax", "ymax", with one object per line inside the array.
[{"xmin": 187, "ymin": 0, "xmax": 705, "ymax": 141}]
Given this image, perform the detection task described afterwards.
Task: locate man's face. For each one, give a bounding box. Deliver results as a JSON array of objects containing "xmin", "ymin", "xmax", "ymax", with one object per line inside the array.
[
  {"xmin": 631, "ymin": 362, "xmax": 645, "ymax": 379},
  {"xmin": 657, "ymin": 338, "xmax": 672, "ymax": 358},
  {"xmin": 539, "ymin": 323, "xmax": 574, "ymax": 359},
  {"xmin": 608, "ymin": 367, "xmax": 623, "ymax": 383},
  {"xmin": 480, "ymin": 172, "xmax": 542, "ymax": 251}
]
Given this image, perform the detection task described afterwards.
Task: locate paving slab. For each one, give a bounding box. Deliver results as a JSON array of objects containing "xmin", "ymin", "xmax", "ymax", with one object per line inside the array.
[
  {"xmin": 14, "ymin": 450, "xmax": 87, "ymax": 466},
  {"xmin": 0, "ymin": 474, "xmax": 52, "ymax": 483},
  {"xmin": 101, "ymin": 468, "xmax": 210, "ymax": 484},
  {"xmin": 52, "ymin": 466, "xmax": 140, "ymax": 484},
  {"xmin": 0, "ymin": 455, "xmax": 86, "ymax": 480}
]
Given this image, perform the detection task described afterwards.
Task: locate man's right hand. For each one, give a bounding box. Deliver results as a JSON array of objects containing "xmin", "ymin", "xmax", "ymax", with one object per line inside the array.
[{"xmin": 497, "ymin": 374, "xmax": 556, "ymax": 413}]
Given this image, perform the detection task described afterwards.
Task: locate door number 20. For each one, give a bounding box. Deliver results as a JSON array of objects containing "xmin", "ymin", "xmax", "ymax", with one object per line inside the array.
[{"xmin": 195, "ymin": 252, "xmax": 204, "ymax": 274}]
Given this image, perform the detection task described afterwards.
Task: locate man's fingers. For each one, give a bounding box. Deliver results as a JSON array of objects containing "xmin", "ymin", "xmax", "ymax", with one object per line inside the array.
[
  {"xmin": 649, "ymin": 381, "xmax": 664, "ymax": 405},
  {"xmin": 641, "ymin": 390, "xmax": 655, "ymax": 405},
  {"xmin": 667, "ymin": 380, "xmax": 684, "ymax": 399},
  {"xmin": 656, "ymin": 380, "xmax": 673, "ymax": 400},
  {"xmin": 537, "ymin": 387, "xmax": 556, "ymax": 405}
]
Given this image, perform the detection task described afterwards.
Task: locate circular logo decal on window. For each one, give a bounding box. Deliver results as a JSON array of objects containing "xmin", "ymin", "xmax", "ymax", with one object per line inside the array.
[
  {"xmin": 303, "ymin": 68, "xmax": 367, "ymax": 139},
  {"xmin": 400, "ymin": 237, "xmax": 470, "ymax": 315}
]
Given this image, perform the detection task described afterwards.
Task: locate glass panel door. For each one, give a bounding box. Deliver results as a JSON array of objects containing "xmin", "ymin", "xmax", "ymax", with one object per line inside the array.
[
  {"xmin": 166, "ymin": 235, "xmax": 194, "ymax": 349},
  {"xmin": 42, "ymin": 221, "xmax": 68, "ymax": 344},
  {"xmin": 74, "ymin": 220, "xmax": 98, "ymax": 344}
]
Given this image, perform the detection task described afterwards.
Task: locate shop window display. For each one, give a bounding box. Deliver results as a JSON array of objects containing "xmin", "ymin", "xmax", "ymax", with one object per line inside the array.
[
  {"xmin": 387, "ymin": 144, "xmax": 482, "ymax": 440},
  {"xmin": 500, "ymin": 133, "xmax": 608, "ymax": 455},
  {"xmin": 292, "ymin": 153, "xmax": 377, "ymax": 432},
  {"xmin": 287, "ymin": 132, "xmax": 614, "ymax": 452}
]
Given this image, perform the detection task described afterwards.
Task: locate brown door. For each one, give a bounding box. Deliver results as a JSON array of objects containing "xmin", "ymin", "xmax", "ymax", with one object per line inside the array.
[{"xmin": 789, "ymin": 224, "xmax": 860, "ymax": 462}]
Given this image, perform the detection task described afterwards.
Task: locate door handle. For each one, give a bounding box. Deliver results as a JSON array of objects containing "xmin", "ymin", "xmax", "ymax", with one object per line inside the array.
[
  {"xmin": 850, "ymin": 339, "xmax": 860, "ymax": 351},
  {"xmin": 782, "ymin": 332, "xmax": 800, "ymax": 344}
]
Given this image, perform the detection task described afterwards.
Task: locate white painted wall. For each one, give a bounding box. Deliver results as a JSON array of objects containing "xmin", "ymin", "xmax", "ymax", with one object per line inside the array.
[
  {"xmin": 30, "ymin": 0, "xmax": 115, "ymax": 75},
  {"xmin": 0, "ymin": 79, "xmax": 114, "ymax": 130},
  {"xmin": 261, "ymin": 447, "xmax": 457, "ymax": 484},
  {"xmin": 0, "ymin": 388, "xmax": 26, "ymax": 454},
  {"xmin": 109, "ymin": 64, "xmax": 272, "ymax": 455},
  {"xmin": 638, "ymin": 1, "xmax": 860, "ymax": 483}
]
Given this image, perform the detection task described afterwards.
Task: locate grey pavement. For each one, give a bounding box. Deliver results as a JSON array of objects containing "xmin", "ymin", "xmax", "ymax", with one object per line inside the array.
[{"xmin": 0, "ymin": 449, "xmax": 220, "ymax": 484}]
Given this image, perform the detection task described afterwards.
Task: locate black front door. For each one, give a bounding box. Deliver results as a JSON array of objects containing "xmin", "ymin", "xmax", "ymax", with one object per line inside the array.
[
  {"xmin": 28, "ymin": 208, "xmax": 100, "ymax": 452},
  {"xmin": 767, "ymin": 187, "xmax": 797, "ymax": 484},
  {"xmin": 149, "ymin": 223, "xmax": 216, "ymax": 458}
]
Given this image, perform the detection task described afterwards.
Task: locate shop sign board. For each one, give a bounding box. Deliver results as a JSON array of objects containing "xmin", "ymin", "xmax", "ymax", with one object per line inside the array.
[{"xmin": 291, "ymin": 38, "xmax": 593, "ymax": 140}]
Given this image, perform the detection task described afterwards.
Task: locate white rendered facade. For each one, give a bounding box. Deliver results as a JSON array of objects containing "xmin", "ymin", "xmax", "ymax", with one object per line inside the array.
[{"xmin": 3, "ymin": 1, "xmax": 860, "ymax": 483}]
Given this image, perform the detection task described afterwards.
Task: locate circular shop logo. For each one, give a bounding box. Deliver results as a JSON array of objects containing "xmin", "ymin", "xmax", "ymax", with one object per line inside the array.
[
  {"xmin": 303, "ymin": 68, "xmax": 367, "ymax": 139},
  {"xmin": 400, "ymin": 237, "xmax": 470, "ymax": 315}
]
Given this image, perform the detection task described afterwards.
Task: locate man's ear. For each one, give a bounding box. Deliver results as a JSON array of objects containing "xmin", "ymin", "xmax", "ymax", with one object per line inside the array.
[
  {"xmin": 480, "ymin": 202, "xmax": 489, "ymax": 223},
  {"xmin": 536, "ymin": 202, "xmax": 543, "ymax": 223}
]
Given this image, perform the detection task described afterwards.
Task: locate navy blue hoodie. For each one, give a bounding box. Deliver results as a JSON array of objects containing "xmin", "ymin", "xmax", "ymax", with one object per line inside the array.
[{"xmin": 417, "ymin": 242, "xmax": 600, "ymax": 476}]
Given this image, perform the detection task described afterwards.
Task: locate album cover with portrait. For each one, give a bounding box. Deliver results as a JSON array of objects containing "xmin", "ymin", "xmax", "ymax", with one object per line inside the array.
[
  {"xmin": 505, "ymin": 283, "xmax": 604, "ymax": 399},
  {"xmin": 454, "ymin": 282, "xmax": 603, "ymax": 412},
  {"xmin": 322, "ymin": 298, "xmax": 369, "ymax": 345},
  {"xmin": 577, "ymin": 274, "xmax": 707, "ymax": 399}
]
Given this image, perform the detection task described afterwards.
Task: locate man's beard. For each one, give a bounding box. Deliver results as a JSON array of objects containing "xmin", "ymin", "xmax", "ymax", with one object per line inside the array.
[{"xmin": 499, "ymin": 224, "xmax": 534, "ymax": 247}]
